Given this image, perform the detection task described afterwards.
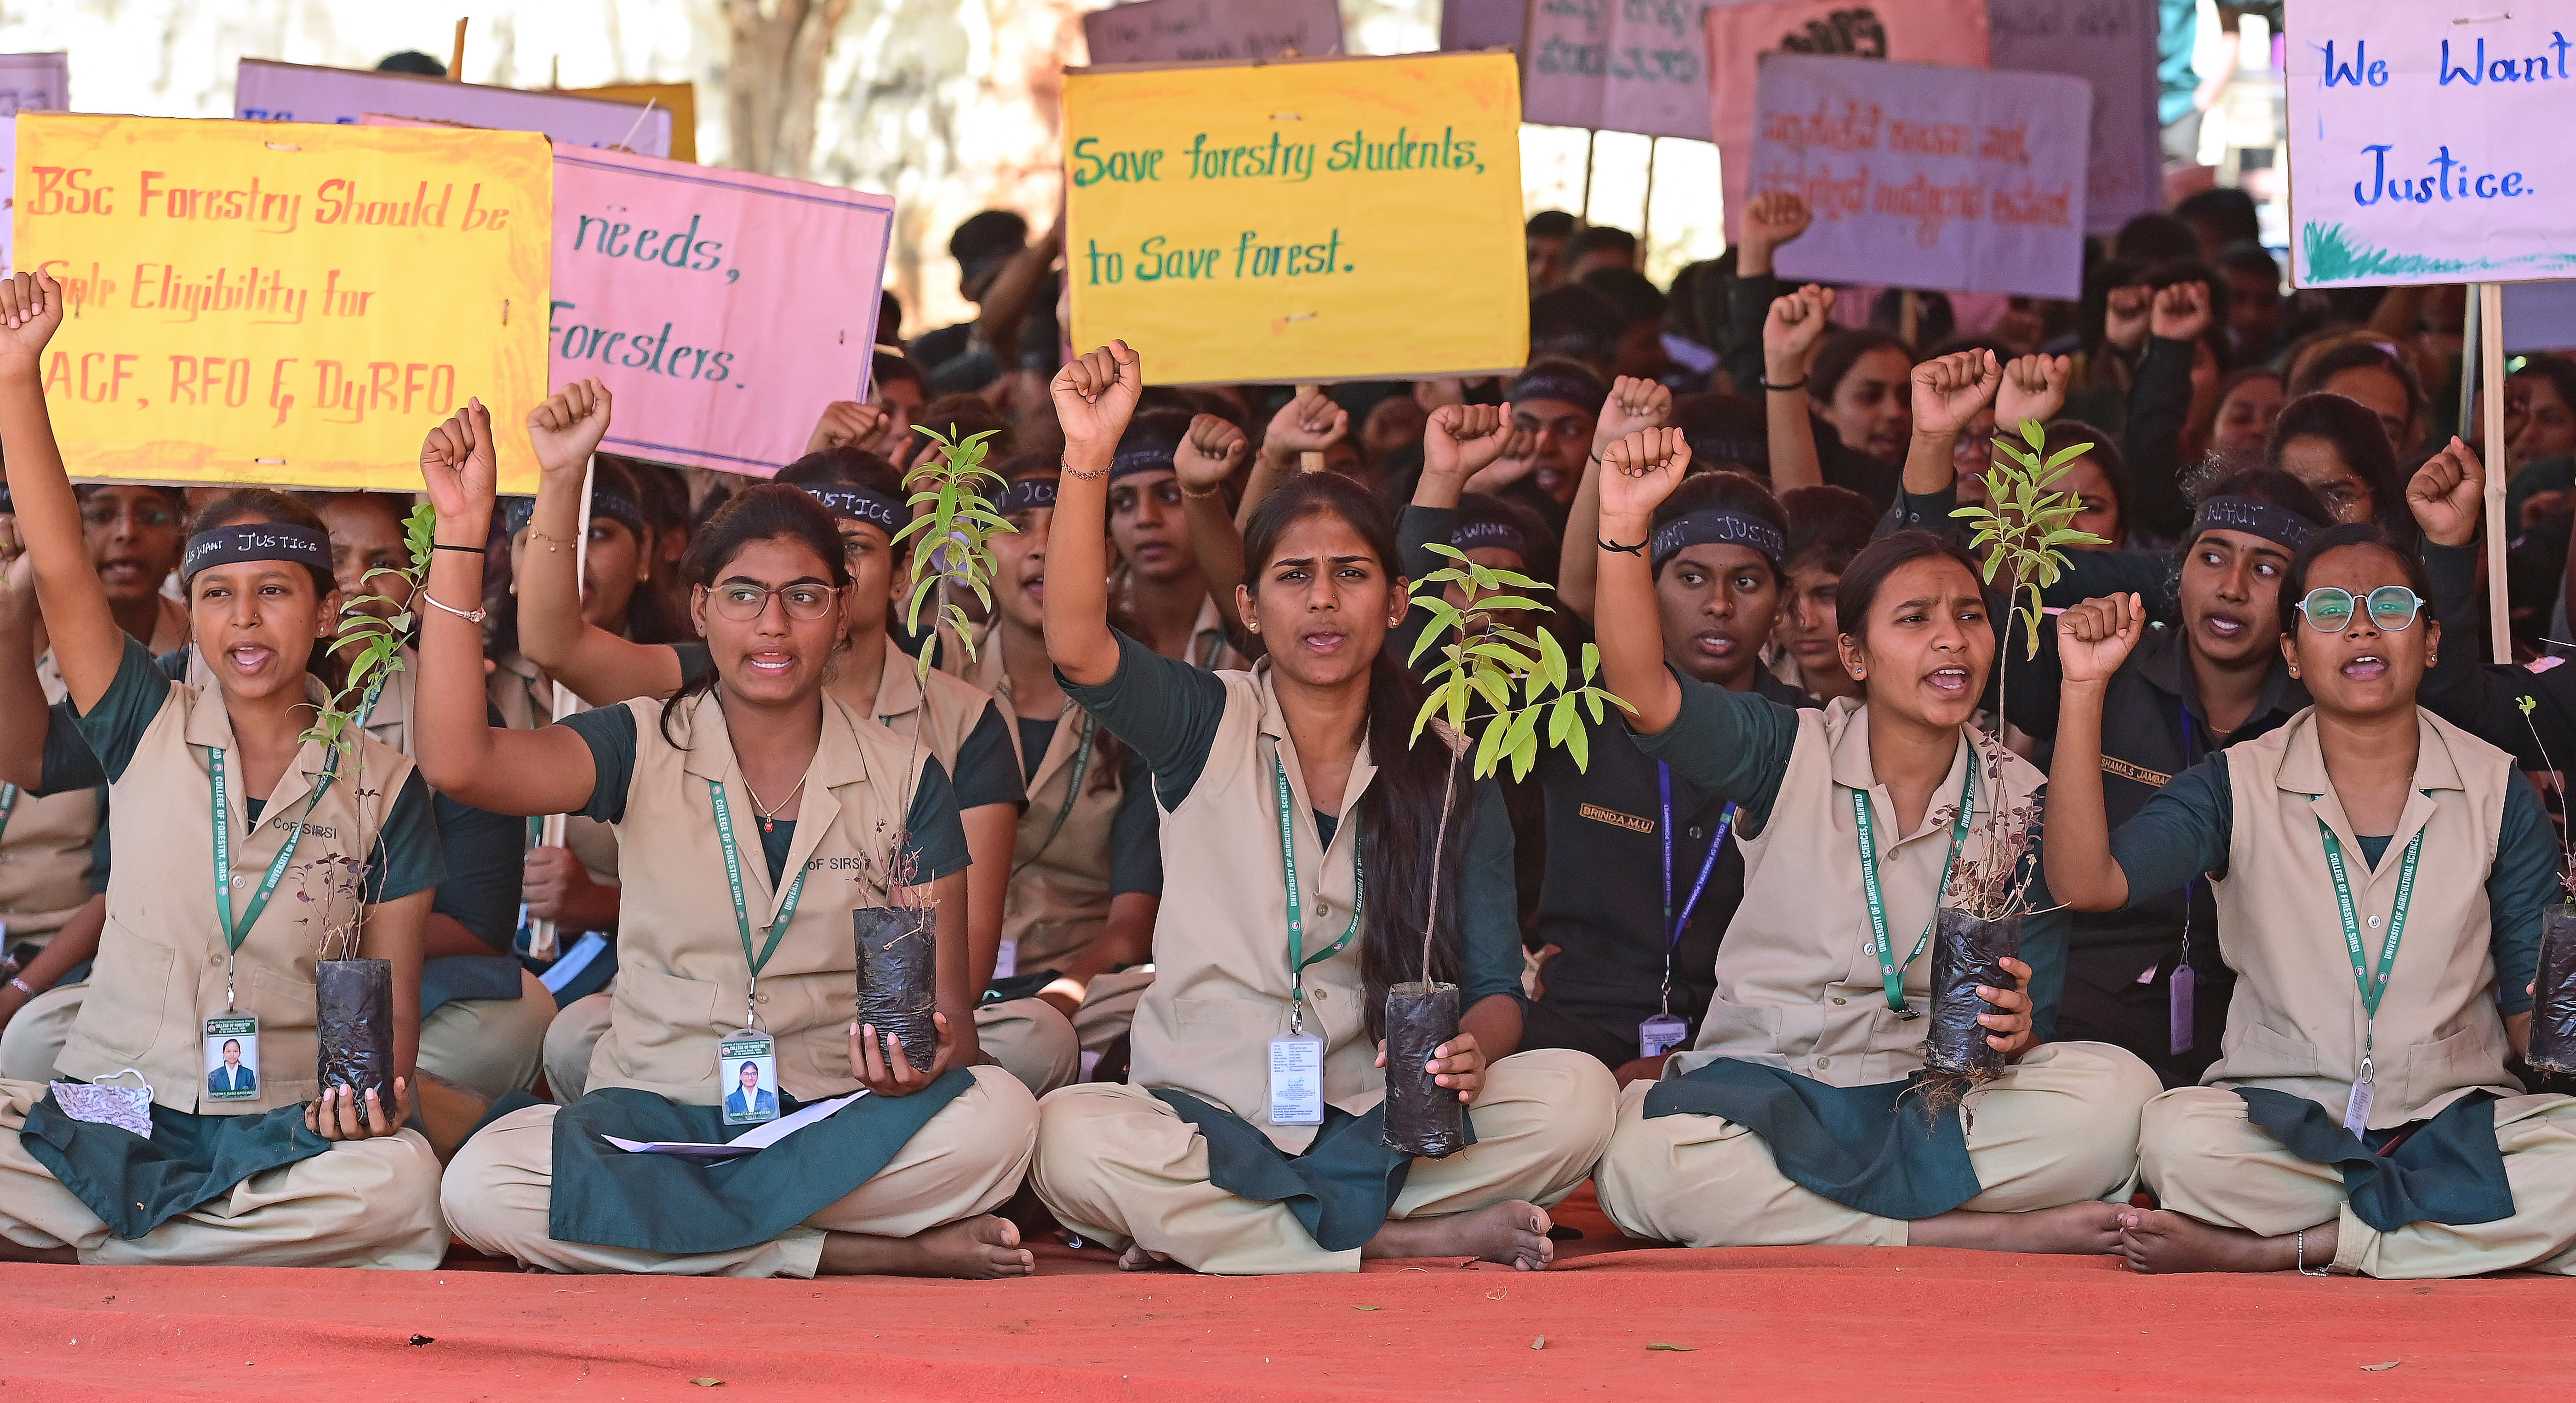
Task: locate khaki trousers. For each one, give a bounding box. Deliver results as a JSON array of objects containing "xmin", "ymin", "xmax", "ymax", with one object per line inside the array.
[
  {"xmin": 2140, "ymin": 1085, "xmax": 2576, "ymax": 1278},
  {"xmin": 1031, "ymin": 1048, "xmax": 1616, "ymax": 1275},
  {"xmin": 1596, "ymin": 1041, "xmax": 2161, "ymax": 1247},
  {"xmin": 418, "ymin": 970, "xmax": 556, "ymax": 1100},
  {"xmin": 0, "ymin": 983, "xmax": 86, "ymax": 1084},
  {"xmin": 1073, "ymin": 968, "xmax": 1153, "ymax": 1055},
  {"xmin": 440, "ymin": 1062, "xmax": 1039, "ymax": 1277},
  {"xmin": 0, "ymin": 1079, "xmax": 446, "ymax": 1267},
  {"xmin": 975, "ymin": 996, "xmax": 1081, "ymax": 1095},
  {"xmin": 542, "ymin": 991, "xmax": 613, "ymax": 1102}
]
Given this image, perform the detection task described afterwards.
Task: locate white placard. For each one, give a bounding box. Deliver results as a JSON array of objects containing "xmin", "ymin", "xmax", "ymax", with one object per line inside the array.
[
  {"xmin": 1987, "ymin": 0, "xmax": 2161, "ymax": 236},
  {"xmin": 1754, "ymin": 54, "xmax": 2092, "ymax": 299},
  {"xmin": 1081, "ymin": 0, "xmax": 1345, "ymax": 65},
  {"xmin": 1524, "ymin": 0, "xmax": 1713, "ymax": 139},
  {"xmin": 0, "ymin": 54, "xmax": 70, "ymax": 279},
  {"xmin": 2284, "ymin": 1, "xmax": 2576, "ymax": 288},
  {"xmin": 234, "ymin": 59, "xmax": 672, "ymax": 157},
  {"xmin": 2502, "ymin": 282, "xmax": 2576, "ymax": 354}
]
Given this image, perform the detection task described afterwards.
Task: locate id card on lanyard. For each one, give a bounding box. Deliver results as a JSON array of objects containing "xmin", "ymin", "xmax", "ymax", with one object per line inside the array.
[
  {"xmin": 710, "ymin": 777, "xmax": 808, "ymax": 1124},
  {"xmin": 1640, "ymin": 764, "xmax": 1731, "ymax": 1059},
  {"xmin": 1269, "ymin": 754, "xmax": 1359, "ymax": 1125},
  {"xmin": 206, "ymin": 745, "xmax": 337, "ymax": 1101},
  {"xmin": 2318, "ymin": 817, "xmax": 2422, "ymax": 1135},
  {"xmin": 1850, "ymin": 763, "xmax": 1974, "ymax": 1017},
  {"xmin": 1000, "ymin": 715, "xmax": 1097, "ymax": 981}
]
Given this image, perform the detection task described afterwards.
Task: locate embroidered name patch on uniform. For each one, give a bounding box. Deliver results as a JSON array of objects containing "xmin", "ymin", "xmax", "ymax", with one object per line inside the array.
[
  {"xmin": 2099, "ymin": 756, "xmax": 2171, "ymax": 788},
  {"xmin": 1578, "ymin": 802, "xmax": 1655, "ymax": 834}
]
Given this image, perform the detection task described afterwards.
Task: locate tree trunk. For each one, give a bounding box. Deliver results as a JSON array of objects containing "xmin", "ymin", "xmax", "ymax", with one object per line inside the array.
[{"xmin": 724, "ymin": 0, "xmax": 853, "ymax": 177}]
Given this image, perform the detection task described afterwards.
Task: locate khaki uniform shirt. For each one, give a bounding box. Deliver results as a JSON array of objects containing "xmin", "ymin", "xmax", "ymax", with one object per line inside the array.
[
  {"xmin": 59, "ymin": 663, "xmax": 422, "ymax": 1114},
  {"xmin": 583, "ymin": 692, "xmax": 940, "ymax": 1103},
  {"xmin": 2207, "ymin": 709, "xmax": 2523, "ymax": 1128},
  {"xmin": 1659, "ymin": 697, "xmax": 2057, "ymax": 1088},
  {"xmin": 489, "ymin": 648, "xmax": 618, "ymax": 885},
  {"xmin": 950, "ymin": 623, "xmax": 1125, "ymax": 973}
]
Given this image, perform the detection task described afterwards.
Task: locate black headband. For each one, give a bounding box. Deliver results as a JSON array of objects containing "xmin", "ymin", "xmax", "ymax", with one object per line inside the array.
[
  {"xmin": 1687, "ymin": 436, "xmax": 1771, "ymax": 469},
  {"xmin": 1450, "ymin": 518, "xmax": 1528, "ymax": 560},
  {"xmin": 1109, "ymin": 444, "xmax": 1177, "ymax": 481},
  {"xmin": 1508, "ymin": 366, "xmax": 1607, "ymax": 414},
  {"xmin": 801, "ymin": 483, "xmax": 907, "ymax": 534},
  {"xmin": 994, "ymin": 479, "xmax": 1057, "ymax": 517},
  {"xmin": 500, "ymin": 486, "xmax": 645, "ymax": 538},
  {"xmin": 2190, "ymin": 494, "xmax": 2318, "ymax": 551},
  {"xmin": 182, "ymin": 522, "xmax": 331, "ymax": 582},
  {"xmin": 1651, "ymin": 510, "xmax": 1785, "ymax": 571}
]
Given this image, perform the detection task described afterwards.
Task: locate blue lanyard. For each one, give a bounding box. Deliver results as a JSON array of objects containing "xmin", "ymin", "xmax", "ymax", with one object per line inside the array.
[{"xmin": 1658, "ymin": 763, "xmax": 1733, "ymax": 1014}]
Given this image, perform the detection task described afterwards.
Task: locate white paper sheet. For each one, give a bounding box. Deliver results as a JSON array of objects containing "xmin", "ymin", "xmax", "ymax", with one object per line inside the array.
[{"xmin": 602, "ymin": 1089, "xmax": 869, "ymax": 1159}]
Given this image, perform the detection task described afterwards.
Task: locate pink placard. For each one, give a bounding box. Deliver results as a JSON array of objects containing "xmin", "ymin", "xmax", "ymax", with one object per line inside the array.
[
  {"xmin": 548, "ymin": 148, "xmax": 894, "ymax": 476},
  {"xmin": 1704, "ymin": 0, "xmax": 1990, "ymax": 240}
]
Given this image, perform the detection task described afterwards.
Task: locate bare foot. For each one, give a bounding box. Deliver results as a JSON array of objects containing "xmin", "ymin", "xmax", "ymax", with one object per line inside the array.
[
  {"xmin": 1117, "ymin": 1243, "xmax": 1184, "ymax": 1271},
  {"xmin": 1363, "ymin": 1201, "xmax": 1555, "ymax": 1270},
  {"xmin": 819, "ymin": 1215, "xmax": 1035, "ymax": 1279},
  {"xmin": 2117, "ymin": 1208, "xmax": 2320, "ymax": 1274},
  {"xmin": 1910, "ymin": 1202, "xmax": 2125, "ymax": 1255}
]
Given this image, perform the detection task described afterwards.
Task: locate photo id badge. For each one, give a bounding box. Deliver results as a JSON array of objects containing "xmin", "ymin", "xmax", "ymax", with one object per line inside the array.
[
  {"xmin": 203, "ymin": 1014, "xmax": 260, "ymax": 1101},
  {"xmin": 2167, "ymin": 963, "xmax": 2196, "ymax": 1056},
  {"xmin": 719, "ymin": 1032, "xmax": 779, "ymax": 1125},
  {"xmin": 1268, "ymin": 1033, "xmax": 1325, "ymax": 1126},
  {"xmin": 1638, "ymin": 1014, "xmax": 1689, "ymax": 1059},
  {"xmin": 2343, "ymin": 1077, "xmax": 2374, "ymax": 1137}
]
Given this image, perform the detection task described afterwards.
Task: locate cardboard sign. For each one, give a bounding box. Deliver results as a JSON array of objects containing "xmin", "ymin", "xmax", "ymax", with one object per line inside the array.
[
  {"xmin": 235, "ymin": 59, "xmax": 672, "ymax": 157},
  {"xmin": 2284, "ymin": 0, "xmax": 2576, "ymax": 288},
  {"xmin": 1753, "ymin": 55, "xmax": 2091, "ymax": 299},
  {"xmin": 1062, "ymin": 51, "xmax": 1527, "ymax": 386},
  {"xmin": 1082, "ymin": 0, "xmax": 1345, "ymax": 65},
  {"xmin": 1439, "ymin": 0, "xmax": 1524, "ymax": 53},
  {"xmin": 12, "ymin": 115, "xmax": 550, "ymax": 492},
  {"xmin": 1704, "ymin": 0, "xmax": 1990, "ymax": 239},
  {"xmin": 1522, "ymin": 0, "xmax": 1714, "ymax": 139},
  {"xmin": 1987, "ymin": 0, "xmax": 2162, "ymax": 235},
  {"xmin": 549, "ymin": 148, "xmax": 895, "ymax": 476},
  {"xmin": 0, "ymin": 54, "xmax": 70, "ymax": 279},
  {"xmin": 565, "ymin": 82, "xmax": 697, "ymax": 163}
]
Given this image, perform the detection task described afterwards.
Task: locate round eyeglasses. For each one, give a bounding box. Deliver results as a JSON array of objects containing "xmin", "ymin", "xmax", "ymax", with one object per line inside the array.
[
  {"xmin": 2294, "ymin": 584, "xmax": 2422, "ymax": 633},
  {"xmin": 707, "ymin": 582, "xmax": 837, "ymax": 621}
]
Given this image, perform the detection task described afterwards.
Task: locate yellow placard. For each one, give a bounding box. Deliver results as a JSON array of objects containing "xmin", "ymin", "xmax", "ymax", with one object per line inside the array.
[
  {"xmin": 1064, "ymin": 52, "xmax": 1526, "ymax": 385},
  {"xmin": 565, "ymin": 82, "xmax": 697, "ymax": 163},
  {"xmin": 12, "ymin": 114, "xmax": 550, "ymax": 492}
]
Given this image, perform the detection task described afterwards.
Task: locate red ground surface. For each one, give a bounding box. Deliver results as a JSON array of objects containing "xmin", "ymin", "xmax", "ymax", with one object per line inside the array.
[{"xmin": 3, "ymin": 1188, "xmax": 2566, "ymax": 1400}]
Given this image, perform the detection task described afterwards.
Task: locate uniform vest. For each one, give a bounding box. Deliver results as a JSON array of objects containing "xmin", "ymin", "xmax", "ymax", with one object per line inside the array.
[
  {"xmin": 2210, "ymin": 707, "xmax": 2520, "ymax": 1128},
  {"xmin": 1671, "ymin": 698, "xmax": 2046, "ymax": 1088},
  {"xmin": 834, "ymin": 635, "xmax": 992, "ymax": 783},
  {"xmin": 586, "ymin": 690, "xmax": 930, "ymax": 1104},
  {"xmin": 57, "ymin": 679, "xmax": 416, "ymax": 1114},
  {"xmin": 951, "ymin": 622, "xmax": 1124, "ymax": 973},
  {"xmin": 8, "ymin": 607, "xmax": 189, "ymax": 940},
  {"xmin": 1131, "ymin": 662, "xmax": 1376, "ymax": 1153},
  {"xmin": 489, "ymin": 649, "xmax": 618, "ymax": 884}
]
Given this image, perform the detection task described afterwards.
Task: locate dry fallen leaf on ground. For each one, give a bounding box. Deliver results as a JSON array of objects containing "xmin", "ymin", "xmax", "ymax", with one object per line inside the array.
[
  {"xmin": 1647, "ymin": 1342, "xmax": 1697, "ymax": 1352},
  {"xmin": 2360, "ymin": 1362, "xmax": 2401, "ymax": 1372}
]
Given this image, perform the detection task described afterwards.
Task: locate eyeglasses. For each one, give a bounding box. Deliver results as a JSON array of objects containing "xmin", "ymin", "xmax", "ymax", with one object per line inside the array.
[
  {"xmin": 2295, "ymin": 585, "xmax": 2423, "ymax": 633},
  {"xmin": 707, "ymin": 581, "xmax": 837, "ymax": 621}
]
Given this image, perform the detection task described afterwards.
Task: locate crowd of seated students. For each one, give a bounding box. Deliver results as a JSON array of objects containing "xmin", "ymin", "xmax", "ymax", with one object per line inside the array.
[{"xmin": 0, "ymin": 172, "xmax": 2571, "ymax": 1283}]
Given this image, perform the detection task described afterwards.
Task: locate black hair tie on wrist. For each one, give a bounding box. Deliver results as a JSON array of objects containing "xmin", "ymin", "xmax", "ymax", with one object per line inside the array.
[
  {"xmin": 1759, "ymin": 376, "xmax": 1808, "ymax": 393},
  {"xmin": 1599, "ymin": 536, "xmax": 1647, "ymax": 556},
  {"xmin": 431, "ymin": 543, "xmax": 486, "ymax": 555}
]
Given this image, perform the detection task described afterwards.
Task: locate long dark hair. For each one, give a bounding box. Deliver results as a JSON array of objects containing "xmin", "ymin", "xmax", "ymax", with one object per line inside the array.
[
  {"xmin": 485, "ymin": 455, "xmax": 681, "ymax": 659},
  {"xmin": 1809, "ymin": 328, "xmax": 1914, "ymax": 406},
  {"xmin": 1241, "ymin": 473, "xmax": 1467, "ymax": 1037},
  {"xmin": 658, "ymin": 484, "xmax": 853, "ymax": 747}
]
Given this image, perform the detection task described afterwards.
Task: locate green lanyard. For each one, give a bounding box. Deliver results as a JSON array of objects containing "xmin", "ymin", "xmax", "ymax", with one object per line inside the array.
[
  {"xmin": 708, "ymin": 777, "xmax": 808, "ymax": 1031},
  {"xmin": 0, "ymin": 782, "xmax": 17, "ymax": 848},
  {"xmin": 1850, "ymin": 763, "xmax": 1974, "ymax": 1016},
  {"xmin": 209, "ymin": 745, "xmax": 339, "ymax": 1010},
  {"xmin": 1011, "ymin": 713, "xmax": 1095, "ymax": 879},
  {"xmin": 2317, "ymin": 817, "xmax": 2423, "ymax": 1078},
  {"xmin": 1273, "ymin": 754, "xmax": 1361, "ymax": 1036}
]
